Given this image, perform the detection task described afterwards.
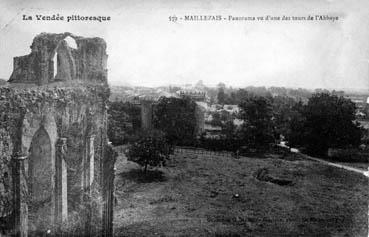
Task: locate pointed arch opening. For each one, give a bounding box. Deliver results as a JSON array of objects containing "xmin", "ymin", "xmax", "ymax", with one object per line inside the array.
[
  {"xmin": 28, "ymin": 127, "xmax": 54, "ymax": 233},
  {"xmin": 64, "ymin": 36, "xmax": 77, "ymax": 49},
  {"xmin": 52, "ymin": 36, "xmax": 77, "ymax": 81}
]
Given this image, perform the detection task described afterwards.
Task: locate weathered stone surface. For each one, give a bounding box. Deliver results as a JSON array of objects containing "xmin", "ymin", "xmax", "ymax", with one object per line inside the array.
[
  {"xmin": 0, "ymin": 33, "xmax": 116, "ymax": 236},
  {"xmin": 8, "ymin": 32, "xmax": 108, "ymax": 85}
]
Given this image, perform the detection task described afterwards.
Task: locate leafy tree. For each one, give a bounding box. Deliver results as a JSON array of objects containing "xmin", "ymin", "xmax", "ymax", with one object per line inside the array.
[
  {"xmin": 222, "ymin": 120, "xmax": 236, "ymax": 139},
  {"xmin": 297, "ymin": 93, "xmax": 362, "ymax": 156},
  {"xmin": 208, "ymin": 110, "xmax": 233, "ymax": 127},
  {"xmin": 229, "ymin": 92, "xmax": 237, "ymax": 104},
  {"xmin": 238, "ymin": 95, "xmax": 275, "ymax": 149},
  {"xmin": 107, "ymin": 101, "xmax": 141, "ymax": 145},
  {"xmin": 221, "ymin": 120, "xmax": 242, "ymax": 151},
  {"xmin": 272, "ymin": 96, "xmax": 299, "ymax": 139},
  {"xmin": 127, "ymin": 130, "xmax": 173, "ymax": 173},
  {"xmin": 228, "ymin": 89, "xmax": 250, "ymax": 105},
  {"xmin": 217, "ymin": 87, "xmax": 226, "ymax": 104},
  {"xmin": 285, "ymin": 101, "xmax": 306, "ymax": 148},
  {"xmin": 153, "ymin": 97, "xmax": 197, "ymax": 146},
  {"xmin": 220, "ymin": 110, "xmax": 232, "ymax": 121},
  {"xmin": 209, "ymin": 112, "xmax": 223, "ymax": 127}
]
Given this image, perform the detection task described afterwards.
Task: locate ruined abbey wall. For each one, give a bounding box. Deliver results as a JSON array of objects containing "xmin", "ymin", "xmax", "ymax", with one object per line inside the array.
[
  {"xmin": 0, "ymin": 33, "xmax": 116, "ymax": 236},
  {"xmin": 9, "ymin": 32, "xmax": 108, "ymax": 85}
]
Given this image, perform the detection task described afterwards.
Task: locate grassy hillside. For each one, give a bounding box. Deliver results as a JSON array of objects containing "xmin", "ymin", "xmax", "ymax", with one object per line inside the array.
[{"xmin": 113, "ymin": 149, "xmax": 368, "ymax": 236}]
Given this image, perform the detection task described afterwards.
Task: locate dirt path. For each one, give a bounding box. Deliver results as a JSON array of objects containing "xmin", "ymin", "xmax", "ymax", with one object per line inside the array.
[
  {"xmin": 278, "ymin": 144, "xmax": 369, "ymax": 177},
  {"xmin": 291, "ymin": 150, "xmax": 369, "ymax": 177}
]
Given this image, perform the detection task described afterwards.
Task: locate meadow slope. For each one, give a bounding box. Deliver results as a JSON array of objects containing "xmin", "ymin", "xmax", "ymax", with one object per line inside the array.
[{"xmin": 114, "ymin": 149, "xmax": 368, "ymax": 237}]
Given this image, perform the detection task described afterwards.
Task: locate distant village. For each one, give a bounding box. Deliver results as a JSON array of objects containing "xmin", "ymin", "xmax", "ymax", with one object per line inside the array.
[{"xmin": 109, "ymin": 80, "xmax": 369, "ymax": 142}]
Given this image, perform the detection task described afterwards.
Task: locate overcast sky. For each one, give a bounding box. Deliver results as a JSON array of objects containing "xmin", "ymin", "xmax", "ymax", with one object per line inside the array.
[{"xmin": 0, "ymin": 0, "xmax": 368, "ymax": 89}]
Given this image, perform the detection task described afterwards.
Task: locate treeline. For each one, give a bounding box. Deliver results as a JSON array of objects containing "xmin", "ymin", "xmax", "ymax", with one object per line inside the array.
[
  {"xmin": 108, "ymin": 91, "xmax": 368, "ymax": 160},
  {"xmin": 214, "ymin": 85, "xmax": 312, "ymax": 104},
  {"xmin": 205, "ymin": 92, "xmax": 365, "ymax": 157},
  {"xmin": 168, "ymin": 84, "xmax": 313, "ymax": 104}
]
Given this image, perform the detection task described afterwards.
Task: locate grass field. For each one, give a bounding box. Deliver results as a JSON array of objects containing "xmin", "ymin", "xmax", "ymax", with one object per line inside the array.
[{"xmin": 113, "ymin": 148, "xmax": 368, "ymax": 237}]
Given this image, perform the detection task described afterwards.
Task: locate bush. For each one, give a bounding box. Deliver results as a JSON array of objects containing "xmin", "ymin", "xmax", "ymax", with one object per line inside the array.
[
  {"xmin": 153, "ymin": 97, "xmax": 197, "ymax": 146},
  {"xmin": 126, "ymin": 130, "xmax": 174, "ymax": 172}
]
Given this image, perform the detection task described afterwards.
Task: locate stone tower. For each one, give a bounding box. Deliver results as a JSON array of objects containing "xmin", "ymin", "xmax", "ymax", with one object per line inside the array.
[{"xmin": 0, "ymin": 33, "xmax": 116, "ymax": 236}]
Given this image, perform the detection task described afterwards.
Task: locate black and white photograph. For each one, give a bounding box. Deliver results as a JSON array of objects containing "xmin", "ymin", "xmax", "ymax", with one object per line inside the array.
[{"xmin": 0, "ymin": 0, "xmax": 368, "ymax": 236}]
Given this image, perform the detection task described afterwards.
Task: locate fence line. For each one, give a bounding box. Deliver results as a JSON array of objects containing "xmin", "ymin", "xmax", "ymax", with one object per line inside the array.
[{"xmin": 174, "ymin": 146, "xmax": 234, "ymax": 158}]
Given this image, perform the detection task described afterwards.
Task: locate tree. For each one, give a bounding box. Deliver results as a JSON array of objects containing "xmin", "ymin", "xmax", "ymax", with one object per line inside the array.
[
  {"xmin": 285, "ymin": 101, "xmax": 306, "ymax": 148},
  {"xmin": 238, "ymin": 95, "xmax": 275, "ymax": 149},
  {"xmin": 229, "ymin": 89, "xmax": 250, "ymax": 105},
  {"xmin": 217, "ymin": 87, "xmax": 226, "ymax": 104},
  {"xmin": 209, "ymin": 112, "xmax": 223, "ymax": 127},
  {"xmin": 107, "ymin": 101, "xmax": 141, "ymax": 145},
  {"xmin": 296, "ymin": 93, "xmax": 362, "ymax": 156},
  {"xmin": 220, "ymin": 110, "xmax": 232, "ymax": 121},
  {"xmin": 153, "ymin": 97, "xmax": 197, "ymax": 146},
  {"xmin": 127, "ymin": 130, "xmax": 173, "ymax": 173},
  {"xmin": 272, "ymin": 96, "xmax": 299, "ymax": 140}
]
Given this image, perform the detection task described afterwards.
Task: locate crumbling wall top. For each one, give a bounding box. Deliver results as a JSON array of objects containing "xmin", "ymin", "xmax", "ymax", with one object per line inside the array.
[{"xmin": 9, "ymin": 32, "xmax": 108, "ymax": 85}]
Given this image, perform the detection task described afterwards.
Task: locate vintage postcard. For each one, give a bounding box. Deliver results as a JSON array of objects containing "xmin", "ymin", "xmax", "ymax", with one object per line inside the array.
[{"xmin": 0, "ymin": 0, "xmax": 368, "ymax": 236}]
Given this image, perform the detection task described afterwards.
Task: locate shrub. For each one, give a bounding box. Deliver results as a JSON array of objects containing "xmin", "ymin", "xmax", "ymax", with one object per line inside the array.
[{"xmin": 126, "ymin": 130, "xmax": 173, "ymax": 172}]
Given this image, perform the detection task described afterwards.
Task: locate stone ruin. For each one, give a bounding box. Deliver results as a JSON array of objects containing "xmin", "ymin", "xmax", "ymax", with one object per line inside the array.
[
  {"xmin": 9, "ymin": 32, "xmax": 107, "ymax": 85},
  {"xmin": 0, "ymin": 33, "xmax": 116, "ymax": 236}
]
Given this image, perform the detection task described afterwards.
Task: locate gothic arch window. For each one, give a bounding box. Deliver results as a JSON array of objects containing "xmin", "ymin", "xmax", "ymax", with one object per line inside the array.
[
  {"xmin": 52, "ymin": 36, "xmax": 77, "ymax": 81},
  {"xmin": 28, "ymin": 127, "xmax": 53, "ymax": 233},
  {"xmin": 64, "ymin": 36, "xmax": 77, "ymax": 49}
]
